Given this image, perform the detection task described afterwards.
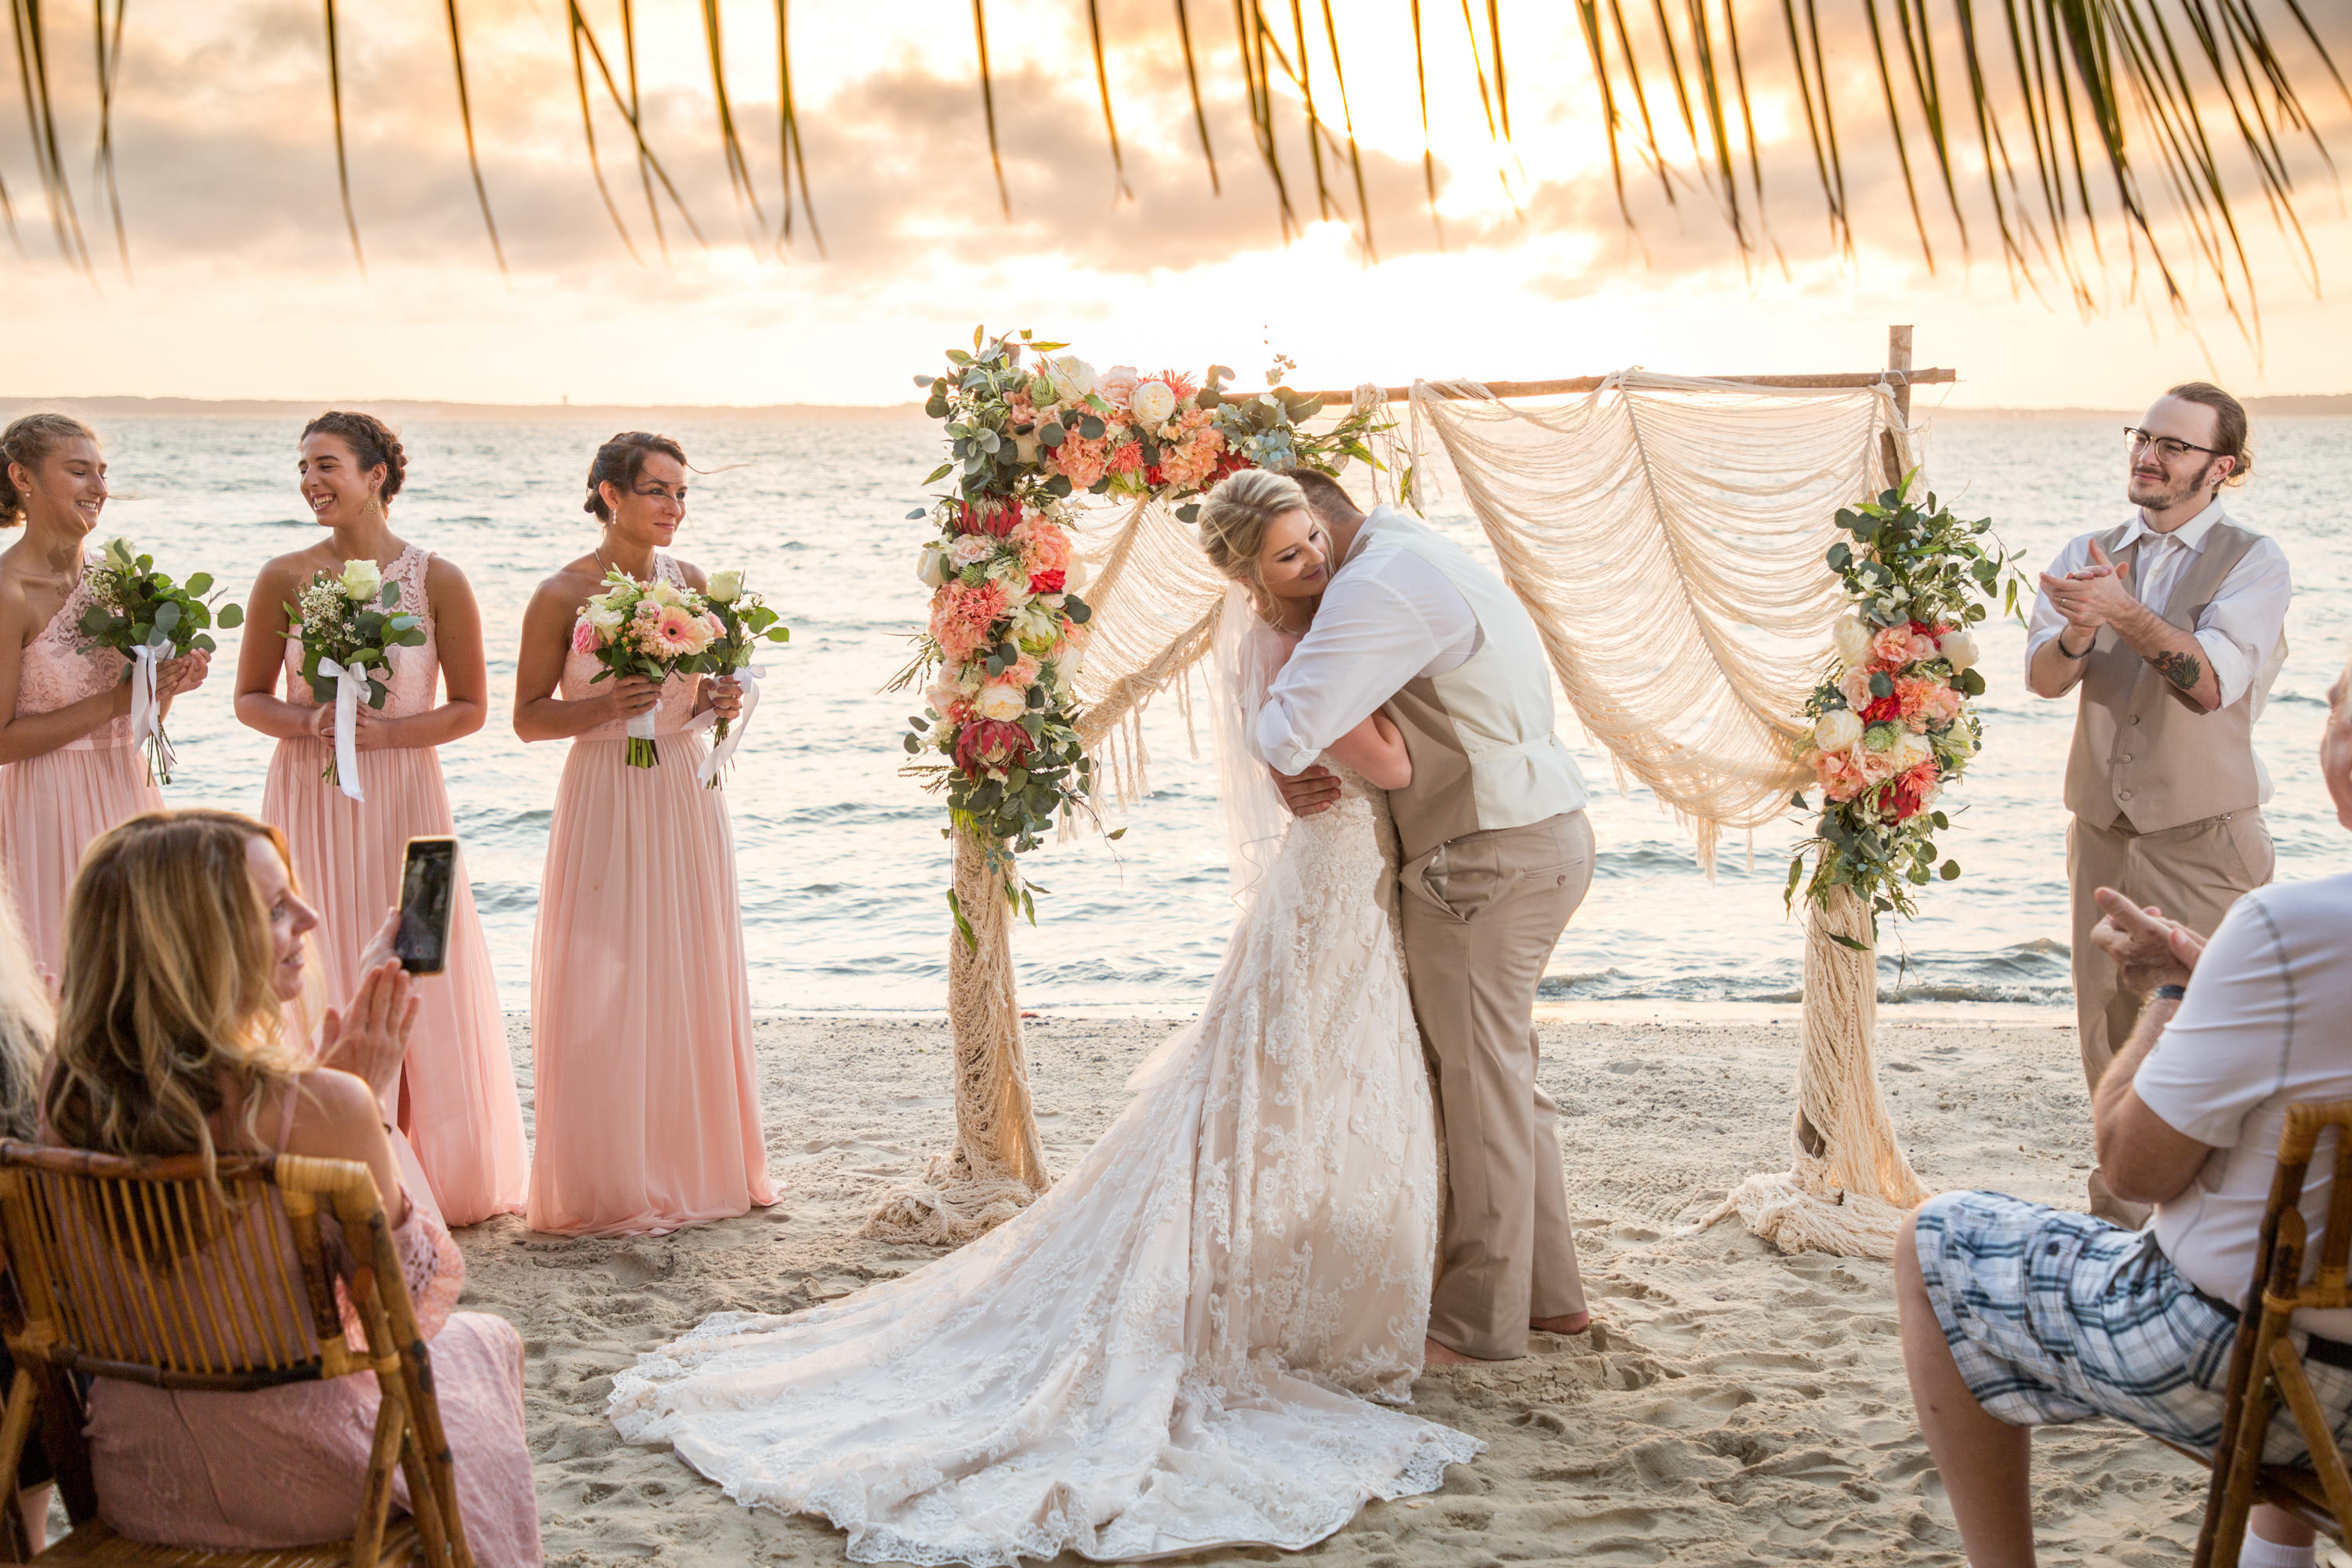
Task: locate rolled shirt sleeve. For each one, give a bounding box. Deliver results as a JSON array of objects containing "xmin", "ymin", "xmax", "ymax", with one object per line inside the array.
[
  {"xmin": 1253, "ymin": 549, "xmax": 1476, "ymax": 774},
  {"xmin": 2190, "ymin": 536, "xmax": 2291, "ymax": 710}
]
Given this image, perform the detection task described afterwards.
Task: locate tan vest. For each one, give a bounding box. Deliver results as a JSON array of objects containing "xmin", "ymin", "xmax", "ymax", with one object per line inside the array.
[
  {"xmin": 2063, "ymin": 518, "xmax": 2267, "ymax": 833},
  {"xmin": 1356, "ymin": 509, "xmax": 1589, "ymax": 862}
]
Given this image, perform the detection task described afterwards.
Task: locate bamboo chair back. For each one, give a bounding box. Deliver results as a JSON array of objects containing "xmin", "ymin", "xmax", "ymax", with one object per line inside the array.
[
  {"xmin": 2196, "ymin": 1099, "xmax": 2352, "ymax": 1567},
  {"xmin": 0, "ymin": 1141, "xmax": 472, "ymax": 1567}
]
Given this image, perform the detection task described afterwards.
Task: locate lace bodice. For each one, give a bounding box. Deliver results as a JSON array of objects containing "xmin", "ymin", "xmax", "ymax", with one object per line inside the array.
[
  {"xmin": 1306, "ymin": 753, "xmax": 1403, "ymax": 880},
  {"xmin": 561, "ymin": 553, "xmax": 701, "ymax": 739},
  {"xmin": 283, "ymin": 545, "xmax": 441, "ymax": 717},
  {"xmin": 18, "ymin": 565, "xmax": 132, "ymax": 750}
]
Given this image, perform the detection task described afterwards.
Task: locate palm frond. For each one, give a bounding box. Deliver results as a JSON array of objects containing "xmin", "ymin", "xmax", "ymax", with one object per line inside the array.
[
  {"xmin": 773, "ymin": 0, "xmax": 822, "ymax": 254},
  {"xmin": 1317, "ymin": 0, "xmax": 1373, "ymax": 259},
  {"xmin": 566, "ymin": 0, "xmax": 644, "ymax": 265},
  {"xmin": 89, "ymin": 0, "xmax": 125, "ymax": 276},
  {"xmin": 569, "ymin": 2, "xmax": 708, "ymax": 251},
  {"xmin": 700, "ymin": 0, "xmax": 766, "ymax": 234},
  {"xmin": 1408, "ymin": 0, "xmax": 1439, "ymax": 241},
  {"xmin": 11, "ymin": 0, "xmax": 92, "ymax": 274},
  {"xmin": 621, "ymin": 0, "xmax": 666, "ymax": 259},
  {"xmin": 1086, "ymin": 0, "xmax": 1130, "ymax": 199},
  {"xmin": 1172, "ymin": 0, "xmax": 1220, "ymax": 193},
  {"xmin": 440, "ymin": 0, "xmax": 505, "ymax": 274},
  {"xmin": 971, "ymin": 0, "xmax": 1008, "ymax": 219},
  {"xmin": 322, "ymin": 0, "xmax": 365, "ymax": 274}
]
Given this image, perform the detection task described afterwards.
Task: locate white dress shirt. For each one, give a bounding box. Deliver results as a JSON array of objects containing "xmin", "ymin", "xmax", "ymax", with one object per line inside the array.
[
  {"xmin": 2024, "ymin": 499, "xmax": 2292, "ymax": 713},
  {"xmin": 1252, "ymin": 516, "xmax": 1483, "ymax": 774},
  {"xmin": 2137, "ymin": 871, "xmax": 2352, "ymax": 1337}
]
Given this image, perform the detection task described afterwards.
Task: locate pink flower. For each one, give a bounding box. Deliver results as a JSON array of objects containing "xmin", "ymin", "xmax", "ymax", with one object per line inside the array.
[
  {"xmin": 571, "ymin": 619, "xmax": 602, "ymax": 654},
  {"xmin": 1869, "ymin": 625, "xmax": 1918, "ymax": 667},
  {"xmin": 1156, "ymin": 426, "xmax": 1225, "ymax": 492},
  {"xmin": 1010, "ymin": 518, "xmax": 1073, "ymax": 581},
  {"xmin": 1890, "ymin": 760, "xmax": 1942, "ymax": 822},
  {"xmin": 1896, "ymin": 674, "xmax": 1964, "ymax": 731},
  {"xmin": 1051, "ymin": 434, "xmax": 1111, "ymax": 491},
  {"xmin": 930, "ymin": 579, "xmax": 1008, "ymax": 665},
  {"xmin": 1107, "ymin": 440, "xmax": 1146, "ymax": 478},
  {"xmin": 1008, "ymin": 653, "xmax": 1040, "ymax": 688},
  {"xmin": 647, "ymin": 605, "xmax": 706, "ymax": 658},
  {"xmin": 1838, "ymin": 667, "xmax": 1875, "ymax": 712},
  {"xmin": 1813, "ymin": 749, "xmax": 1867, "ymax": 803},
  {"xmin": 1097, "ymin": 365, "xmax": 1140, "ymax": 411}
]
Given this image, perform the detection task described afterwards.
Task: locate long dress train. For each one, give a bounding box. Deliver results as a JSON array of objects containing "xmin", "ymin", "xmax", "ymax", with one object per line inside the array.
[
  {"xmin": 608, "ymin": 761, "xmax": 1476, "ymax": 1566},
  {"xmin": 524, "ymin": 550, "xmax": 773, "ymax": 1238},
  {"xmin": 1, "ymin": 564, "xmax": 160, "ymax": 977},
  {"xmin": 262, "ymin": 544, "xmax": 527, "ymax": 1225}
]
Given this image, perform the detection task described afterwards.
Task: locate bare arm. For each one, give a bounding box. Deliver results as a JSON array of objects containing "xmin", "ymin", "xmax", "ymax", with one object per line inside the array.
[
  {"xmin": 280, "ymin": 1067, "xmax": 411, "ymax": 1229},
  {"xmin": 2026, "ymin": 621, "xmax": 2096, "ymax": 699},
  {"xmin": 512, "ymin": 573, "xmax": 654, "ymax": 742},
  {"xmin": 0, "ymin": 578, "xmax": 132, "ymax": 764},
  {"xmin": 2044, "ymin": 546, "xmax": 2223, "ymax": 711},
  {"xmin": 1325, "ymin": 710, "xmax": 1412, "ymax": 791}
]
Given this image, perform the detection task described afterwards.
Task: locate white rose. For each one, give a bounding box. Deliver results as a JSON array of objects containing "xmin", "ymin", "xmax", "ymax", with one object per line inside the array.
[
  {"xmin": 101, "ymin": 537, "xmax": 136, "ymax": 573},
  {"xmin": 1047, "ymin": 355, "xmax": 1098, "ymax": 404},
  {"xmin": 975, "ymin": 681, "xmax": 1027, "ymax": 721},
  {"xmin": 1131, "ymin": 380, "xmax": 1178, "ymax": 426},
  {"xmin": 1892, "ymin": 731, "xmax": 1935, "ymax": 771},
  {"xmin": 1831, "ymin": 613, "xmax": 1875, "ymax": 667},
  {"xmin": 916, "ymin": 543, "xmax": 949, "ymax": 587},
  {"xmin": 586, "ymin": 601, "xmax": 626, "ymax": 636},
  {"xmin": 706, "ymin": 568, "xmax": 744, "ymax": 604},
  {"xmin": 339, "ymin": 558, "xmax": 382, "ymax": 601},
  {"xmin": 949, "ymin": 535, "xmax": 995, "ymax": 570},
  {"xmin": 647, "ymin": 576, "xmax": 684, "ymax": 609},
  {"xmin": 1938, "ymin": 627, "xmax": 1980, "ymax": 671},
  {"xmin": 1813, "ymin": 710, "xmax": 1864, "ymax": 753}
]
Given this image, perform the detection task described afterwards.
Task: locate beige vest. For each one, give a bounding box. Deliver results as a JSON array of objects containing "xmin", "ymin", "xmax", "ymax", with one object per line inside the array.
[
  {"xmin": 2063, "ymin": 517, "xmax": 2267, "ymax": 833},
  {"xmin": 1356, "ymin": 508, "xmax": 1589, "ymax": 862}
]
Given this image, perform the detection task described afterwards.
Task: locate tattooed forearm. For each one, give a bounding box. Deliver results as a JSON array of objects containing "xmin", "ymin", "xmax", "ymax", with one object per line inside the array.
[{"xmin": 2151, "ymin": 648, "xmax": 2205, "ymax": 693}]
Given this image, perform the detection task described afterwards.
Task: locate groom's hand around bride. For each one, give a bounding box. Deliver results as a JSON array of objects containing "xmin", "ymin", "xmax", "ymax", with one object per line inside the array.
[{"xmin": 1271, "ymin": 764, "xmax": 1343, "ymax": 817}]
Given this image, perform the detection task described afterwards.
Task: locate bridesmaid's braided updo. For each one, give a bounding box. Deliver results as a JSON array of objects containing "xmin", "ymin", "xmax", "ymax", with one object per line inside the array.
[
  {"xmin": 300, "ymin": 410, "xmax": 407, "ymax": 503},
  {"xmin": 585, "ymin": 432, "xmax": 688, "ymax": 521},
  {"xmin": 0, "ymin": 412, "xmax": 99, "ymax": 528}
]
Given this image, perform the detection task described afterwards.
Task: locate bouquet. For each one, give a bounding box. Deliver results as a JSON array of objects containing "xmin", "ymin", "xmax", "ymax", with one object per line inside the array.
[
  {"xmin": 283, "ymin": 557, "xmax": 426, "ymax": 796},
  {"xmin": 81, "ymin": 536, "xmax": 245, "ymax": 783},
  {"xmin": 1788, "ymin": 480, "xmax": 2023, "ymax": 936},
  {"xmin": 696, "ymin": 568, "xmax": 789, "ymax": 788},
  {"xmin": 570, "ymin": 568, "xmax": 718, "ymax": 768}
]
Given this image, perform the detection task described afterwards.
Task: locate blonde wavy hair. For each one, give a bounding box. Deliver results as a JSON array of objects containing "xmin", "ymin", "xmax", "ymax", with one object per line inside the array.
[
  {"xmin": 1194, "ymin": 468, "xmax": 1312, "ymax": 619},
  {"xmin": 43, "ymin": 811, "xmax": 306, "ymax": 1177},
  {"xmin": 0, "ymin": 873, "xmax": 51, "ymax": 1142}
]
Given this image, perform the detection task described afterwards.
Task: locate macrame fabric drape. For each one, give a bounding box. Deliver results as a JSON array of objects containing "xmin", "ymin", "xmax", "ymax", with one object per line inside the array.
[{"xmin": 904, "ymin": 371, "xmax": 1933, "ymax": 1257}]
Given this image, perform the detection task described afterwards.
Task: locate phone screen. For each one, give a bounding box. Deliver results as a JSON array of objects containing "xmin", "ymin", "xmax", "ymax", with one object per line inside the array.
[{"xmin": 395, "ymin": 837, "xmax": 459, "ymax": 975}]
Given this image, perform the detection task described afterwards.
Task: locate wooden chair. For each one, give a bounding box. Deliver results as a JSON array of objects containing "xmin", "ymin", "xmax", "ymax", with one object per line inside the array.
[
  {"xmin": 2191, "ymin": 1099, "xmax": 2352, "ymax": 1567},
  {"xmin": 0, "ymin": 1142, "xmax": 472, "ymax": 1567}
]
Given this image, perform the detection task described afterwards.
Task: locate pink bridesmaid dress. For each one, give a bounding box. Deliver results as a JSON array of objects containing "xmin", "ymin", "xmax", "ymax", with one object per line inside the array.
[
  {"xmin": 262, "ymin": 545, "xmax": 528, "ymax": 1226},
  {"xmin": 525, "ymin": 551, "xmax": 773, "ymax": 1237},
  {"xmin": 0, "ymin": 561, "xmax": 159, "ymax": 977}
]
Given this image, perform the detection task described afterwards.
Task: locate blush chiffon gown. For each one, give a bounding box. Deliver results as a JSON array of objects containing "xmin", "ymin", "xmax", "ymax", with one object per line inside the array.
[
  {"xmin": 261, "ymin": 544, "xmax": 528, "ymax": 1226},
  {"xmin": 1, "ymin": 561, "xmax": 161, "ymax": 977},
  {"xmin": 524, "ymin": 550, "xmax": 773, "ymax": 1237}
]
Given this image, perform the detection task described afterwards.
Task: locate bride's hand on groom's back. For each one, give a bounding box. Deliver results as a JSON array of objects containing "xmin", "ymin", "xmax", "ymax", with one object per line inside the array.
[{"xmin": 1272, "ymin": 764, "xmax": 1343, "ymax": 817}]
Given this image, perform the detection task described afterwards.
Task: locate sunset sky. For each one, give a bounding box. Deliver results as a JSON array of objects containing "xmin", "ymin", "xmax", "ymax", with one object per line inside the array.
[{"xmin": 7, "ymin": 0, "xmax": 2347, "ymax": 409}]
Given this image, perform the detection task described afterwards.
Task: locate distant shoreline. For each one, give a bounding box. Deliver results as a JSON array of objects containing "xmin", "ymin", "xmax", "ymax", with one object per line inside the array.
[{"xmin": 5, "ymin": 393, "xmax": 2347, "ymax": 420}]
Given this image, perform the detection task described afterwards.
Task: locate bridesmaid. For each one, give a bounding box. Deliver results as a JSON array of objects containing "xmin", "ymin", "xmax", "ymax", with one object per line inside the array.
[
  {"xmin": 514, "ymin": 430, "xmax": 771, "ymax": 1236},
  {"xmin": 0, "ymin": 412, "xmax": 209, "ymax": 976},
  {"xmin": 234, "ymin": 411, "xmax": 527, "ymax": 1225}
]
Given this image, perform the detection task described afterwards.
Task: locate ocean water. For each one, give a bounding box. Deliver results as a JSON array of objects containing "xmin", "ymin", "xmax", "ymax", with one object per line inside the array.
[{"xmin": 72, "ymin": 408, "xmax": 2352, "ymax": 1017}]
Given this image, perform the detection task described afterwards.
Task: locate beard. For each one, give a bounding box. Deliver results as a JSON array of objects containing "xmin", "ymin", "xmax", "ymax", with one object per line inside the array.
[{"xmin": 2128, "ymin": 462, "xmax": 2216, "ymax": 512}]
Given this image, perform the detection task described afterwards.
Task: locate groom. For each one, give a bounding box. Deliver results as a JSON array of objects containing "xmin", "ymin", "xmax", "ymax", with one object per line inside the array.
[{"xmin": 1261, "ymin": 470, "xmax": 1597, "ymax": 1365}]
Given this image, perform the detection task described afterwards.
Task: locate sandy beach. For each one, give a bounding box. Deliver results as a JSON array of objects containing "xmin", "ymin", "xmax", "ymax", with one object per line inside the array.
[{"xmin": 449, "ymin": 1011, "xmax": 2280, "ymax": 1568}]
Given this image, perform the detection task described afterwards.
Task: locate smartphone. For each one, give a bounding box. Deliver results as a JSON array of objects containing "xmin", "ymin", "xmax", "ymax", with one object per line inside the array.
[{"xmin": 394, "ymin": 836, "xmax": 459, "ymax": 976}]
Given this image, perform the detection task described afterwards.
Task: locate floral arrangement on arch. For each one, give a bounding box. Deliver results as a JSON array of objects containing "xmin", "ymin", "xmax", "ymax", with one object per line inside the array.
[
  {"xmin": 1788, "ymin": 478, "xmax": 2024, "ymax": 937},
  {"xmin": 897, "ymin": 328, "xmax": 1387, "ymax": 939}
]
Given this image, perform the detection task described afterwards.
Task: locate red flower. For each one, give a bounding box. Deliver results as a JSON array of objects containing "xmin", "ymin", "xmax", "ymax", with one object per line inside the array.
[
  {"xmin": 1888, "ymin": 760, "xmax": 1941, "ymax": 822},
  {"xmin": 1908, "ymin": 617, "xmax": 1950, "ymax": 640},
  {"xmin": 1030, "ymin": 568, "xmax": 1065, "ymax": 594},
  {"xmin": 955, "ymin": 719, "xmax": 1034, "ymax": 777},
  {"xmin": 958, "ymin": 499, "xmax": 1022, "ymax": 537},
  {"xmin": 1861, "ymin": 695, "xmax": 1902, "ymax": 724}
]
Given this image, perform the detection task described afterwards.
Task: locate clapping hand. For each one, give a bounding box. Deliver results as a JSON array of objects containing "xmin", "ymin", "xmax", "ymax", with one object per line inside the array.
[
  {"xmin": 318, "ymin": 909, "xmax": 420, "ymax": 1114},
  {"xmin": 2040, "ymin": 542, "xmax": 2137, "ymax": 634},
  {"xmin": 2089, "ymin": 887, "xmax": 2207, "ymax": 999}
]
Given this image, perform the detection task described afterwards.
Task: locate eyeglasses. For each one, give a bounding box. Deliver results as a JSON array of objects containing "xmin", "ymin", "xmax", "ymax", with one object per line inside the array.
[{"xmin": 2125, "ymin": 426, "xmax": 2224, "ymax": 463}]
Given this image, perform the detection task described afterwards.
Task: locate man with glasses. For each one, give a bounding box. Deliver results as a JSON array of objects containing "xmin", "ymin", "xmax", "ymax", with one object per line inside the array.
[{"xmin": 2026, "ymin": 381, "xmax": 2291, "ymax": 1225}]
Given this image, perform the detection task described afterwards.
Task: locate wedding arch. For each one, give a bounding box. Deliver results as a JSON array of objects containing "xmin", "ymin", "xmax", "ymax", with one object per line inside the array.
[{"xmin": 873, "ymin": 327, "xmax": 1978, "ymax": 1261}]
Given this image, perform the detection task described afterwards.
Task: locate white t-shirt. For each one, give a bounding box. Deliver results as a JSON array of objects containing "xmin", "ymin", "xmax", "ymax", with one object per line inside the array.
[{"xmin": 2138, "ymin": 871, "xmax": 2352, "ymax": 1338}]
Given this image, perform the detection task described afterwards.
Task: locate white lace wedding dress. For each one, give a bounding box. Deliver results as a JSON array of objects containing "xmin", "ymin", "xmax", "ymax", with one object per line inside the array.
[{"xmin": 608, "ymin": 757, "xmax": 1477, "ymax": 1565}]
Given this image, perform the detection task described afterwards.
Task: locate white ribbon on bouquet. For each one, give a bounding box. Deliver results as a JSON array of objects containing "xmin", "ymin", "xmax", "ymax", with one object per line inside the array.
[
  {"xmin": 316, "ymin": 657, "xmax": 368, "ymax": 803},
  {"xmin": 125, "ymin": 644, "xmax": 159, "ymax": 753},
  {"xmin": 691, "ymin": 666, "xmax": 763, "ymax": 786}
]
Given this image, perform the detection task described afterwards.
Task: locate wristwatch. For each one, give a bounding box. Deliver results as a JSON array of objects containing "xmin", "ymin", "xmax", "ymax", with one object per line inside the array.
[{"xmin": 2152, "ymin": 983, "xmax": 2187, "ymax": 1002}]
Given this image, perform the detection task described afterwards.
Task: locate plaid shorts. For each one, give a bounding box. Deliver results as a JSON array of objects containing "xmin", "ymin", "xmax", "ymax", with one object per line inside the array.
[{"xmin": 1914, "ymin": 1190, "xmax": 2352, "ymax": 1464}]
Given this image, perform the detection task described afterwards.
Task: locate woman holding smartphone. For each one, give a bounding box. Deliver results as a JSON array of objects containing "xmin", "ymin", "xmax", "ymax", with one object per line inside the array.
[
  {"xmin": 234, "ymin": 411, "xmax": 527, "ymax": 1226},
  {"xmin": 513, "ymin": 430, "xmax": 771, "ymax": 1237}
]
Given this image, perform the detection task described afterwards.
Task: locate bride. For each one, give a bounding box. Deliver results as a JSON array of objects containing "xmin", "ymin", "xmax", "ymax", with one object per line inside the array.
[{"xmin": 609, "ymin": 469, "xmax": 1476, "ymax": 1565}]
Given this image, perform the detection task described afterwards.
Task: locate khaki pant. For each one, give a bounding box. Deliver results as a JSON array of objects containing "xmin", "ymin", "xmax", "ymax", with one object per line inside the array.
[
  {"xmin": 1399, "ymin": 810, "xmax": 1595, "ymax": 1361},
  {"xmin": 2068, "ymin": 808, "xmax": 2273, "ymax": 1225}
]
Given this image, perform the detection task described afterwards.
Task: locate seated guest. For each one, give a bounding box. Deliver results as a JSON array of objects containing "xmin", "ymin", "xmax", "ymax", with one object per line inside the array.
[
  {"xmin": 0, "ymin": 885, "xmax": 53, "ymax": 1543},
  {"xmin": 38, "ymin": 810, "xmax": 541, "ymax": 1564},
  {"xmin": 1897, "ymin": 655, "xmax": 2352, "ymax": 1568}
]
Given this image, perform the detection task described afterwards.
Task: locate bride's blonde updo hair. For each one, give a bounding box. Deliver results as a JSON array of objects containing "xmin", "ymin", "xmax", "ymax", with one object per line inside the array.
[{"xmin": 1194, "ymin": 468, "xmax": 1310, "ymax": 598}]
